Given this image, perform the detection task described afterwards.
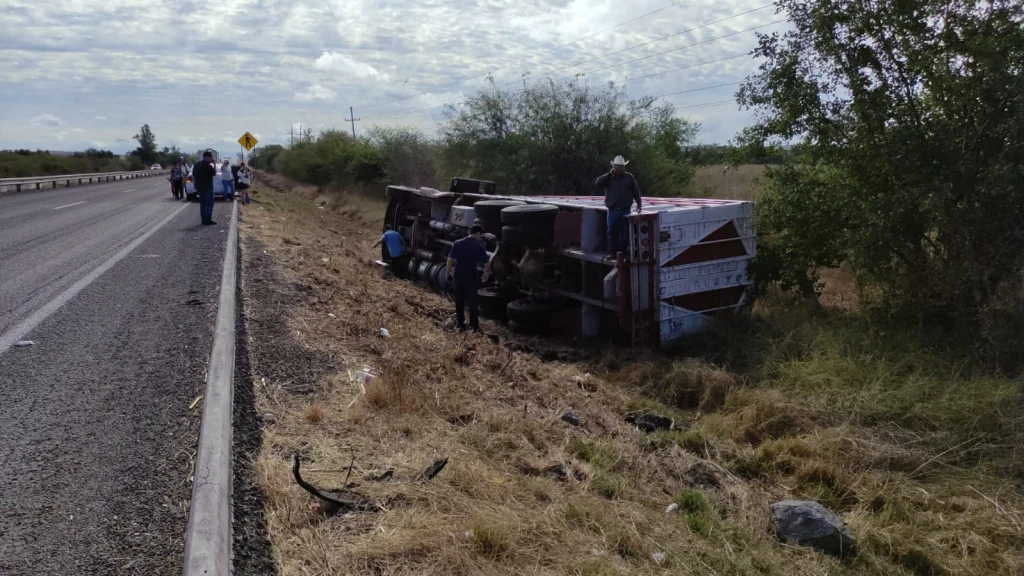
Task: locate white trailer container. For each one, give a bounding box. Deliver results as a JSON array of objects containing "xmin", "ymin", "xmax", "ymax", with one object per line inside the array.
[{"xmin": 380, "ymin": 178, "xmax": 755, "ymax": 347}]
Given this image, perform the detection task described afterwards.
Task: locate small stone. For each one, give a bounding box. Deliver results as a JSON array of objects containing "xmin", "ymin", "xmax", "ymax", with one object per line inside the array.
[
  {"xmin": 770, "ymin": 500, "xmax": 856, "ymax": 558},
  {"xmin": 665, "ymin": 503, "xmax": 679, "ymax": 514}
]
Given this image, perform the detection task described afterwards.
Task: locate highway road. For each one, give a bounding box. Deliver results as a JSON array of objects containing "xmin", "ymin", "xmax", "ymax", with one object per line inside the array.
[{"xmin": 0, "ymin": 179, "xmax": 234, "ymax": 574}]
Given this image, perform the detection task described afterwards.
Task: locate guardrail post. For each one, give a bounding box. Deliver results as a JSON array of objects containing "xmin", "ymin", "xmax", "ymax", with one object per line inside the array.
[
  {"xmin": 16, "ymin": 184, "xmax": 22, "ymax": 192},
  {"xmin": 35, "ymin": 182, "xmax": 40, "ymax": 190}
]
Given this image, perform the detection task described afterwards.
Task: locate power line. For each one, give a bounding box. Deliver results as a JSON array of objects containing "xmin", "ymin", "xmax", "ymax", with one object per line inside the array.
[{"xmin": 357, "ymin": 0, "xmax": 694, "ymax": 113}]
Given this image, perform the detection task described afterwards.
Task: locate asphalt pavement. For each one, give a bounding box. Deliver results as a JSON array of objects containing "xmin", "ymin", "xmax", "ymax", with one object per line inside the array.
[{"xmin": 0, "ymin": 180, "xmax": 234, "ymax": 574}]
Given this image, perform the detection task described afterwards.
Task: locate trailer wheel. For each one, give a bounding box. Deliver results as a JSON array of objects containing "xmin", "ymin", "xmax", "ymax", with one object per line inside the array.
[
  {"xmin": 501, "ymin": 225, "xmax": 554, "ymax": 247},
  {"xmin": 506, "ymin": 298, "xmax": 561, "ymax": 328},
  {"xmin": 500, "ymin": 203, "xmax": 559, "ymax": 226},
  {"xmin": 478, "ymin": 287, "xmax": 511, "ymax": 320},
  {"xmin": 473, "ymin": 200, "xmax": 525, "ymax": 220}
]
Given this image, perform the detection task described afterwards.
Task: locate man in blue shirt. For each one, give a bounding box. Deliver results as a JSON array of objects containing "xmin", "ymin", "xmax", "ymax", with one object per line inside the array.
[
  {"xmin": 446, "ymin": 224, "xmax": 493, "ymax": 332},
  {"xmin": 595, "ymin": 155, "xmax": 642, "ymax": 254},
  {"xmin": 372, "ymin": 226, "xmax": 409, "ymax": 277}
]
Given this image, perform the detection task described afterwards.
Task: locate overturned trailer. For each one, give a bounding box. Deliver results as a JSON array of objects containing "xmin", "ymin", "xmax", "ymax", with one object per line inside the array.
[{"xmin": 379, "ymin": 177, "xmax": 756, "ymax": 347}]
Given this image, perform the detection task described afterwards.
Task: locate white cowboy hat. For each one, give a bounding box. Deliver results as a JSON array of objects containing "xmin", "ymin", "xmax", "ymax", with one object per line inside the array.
[{"xmin": 611, "ymin": 155, "xmax": 629, "ymax": 166}]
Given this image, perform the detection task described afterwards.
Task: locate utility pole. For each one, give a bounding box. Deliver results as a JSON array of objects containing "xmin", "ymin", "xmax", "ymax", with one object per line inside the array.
[
  {"xmin": 289, "ymin": 124, "xmax": 294, "ymax": 147},
  {"xmin": 345, "ymin": 106, "xmax": 361, "ymax": 138}
]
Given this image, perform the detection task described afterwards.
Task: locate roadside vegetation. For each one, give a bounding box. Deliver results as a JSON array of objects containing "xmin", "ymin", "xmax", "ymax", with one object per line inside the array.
[
  {"xmin": 238, "ymin": 0, "xmax": 1024, "ymax": 574},
  {"xmin": 1, "ymin": 124, "xmax": 190, "ymax": 178}
]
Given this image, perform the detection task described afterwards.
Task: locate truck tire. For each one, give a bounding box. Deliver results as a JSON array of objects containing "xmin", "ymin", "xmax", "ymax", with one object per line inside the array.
[
  {"xmin": 500, "ymin": 204, "xmax": 559, "ymax": 226},
  {"xmin": 506, "ymin": 298, "xmax": 562, "ymax": 328},
  {"xmin": 474, "ymin": 200, "xmax": 525, "ymax": 220},
  {"xmin": 501, "ymin": 225, "xmax": 554, "ymax": 247},
  {"xmin": 478, "ymin": 287, "xmax": 511, "ymax": 320},
  {"xmin": 474, "ymin": 217, "xmax": 503, "ymax": 236}
]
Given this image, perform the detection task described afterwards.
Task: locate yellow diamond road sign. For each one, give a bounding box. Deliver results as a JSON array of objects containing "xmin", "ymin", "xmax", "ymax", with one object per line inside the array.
[{"xmin": 238, "ymin": 132, "xmax": 258, "ymax": 151}]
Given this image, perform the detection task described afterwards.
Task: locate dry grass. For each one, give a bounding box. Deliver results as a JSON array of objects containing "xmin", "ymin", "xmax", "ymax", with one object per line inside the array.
[
  {"xmin": 692, "ymin": 164, "xmax": 766, "ymax": 201},
  {"xmin": 240, "ymin": 173, "xmax": 1024, "ymax": 576}
]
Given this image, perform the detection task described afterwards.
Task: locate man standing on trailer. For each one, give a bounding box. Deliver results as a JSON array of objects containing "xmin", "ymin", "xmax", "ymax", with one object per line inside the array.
[
  {"xmin": 446, "ymin": 224, "xmax": 493, "ymax": 332},
  {"xmin": 595, "ymin": 155, "xmax": 642, "ymax": 255}
]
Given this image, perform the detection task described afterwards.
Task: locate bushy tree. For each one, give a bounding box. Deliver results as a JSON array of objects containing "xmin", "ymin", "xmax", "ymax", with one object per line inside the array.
[
  {"xmin": 248, "ymin": 144, "xmax": 285, "ymax": 171},
  {"xmin": 440, "ymin": 79, "xmax": 699, "ymax": 196},
  {"xmin": 367, "ymin": 125, "xmax": 440, "ymax": 188},
  {"xmin": 277, "ymin": 130, "xmax": 383, "ymax": 187},
  {"xmin": 130, "ymin": 124, "xmax": 159, "ymax": 164},
  {"xmin": 739, "ymin": 0, "xmax": 1024, "ymax": 336}
]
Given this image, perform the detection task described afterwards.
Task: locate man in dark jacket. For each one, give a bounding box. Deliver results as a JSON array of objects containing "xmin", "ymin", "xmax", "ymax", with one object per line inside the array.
[
  {"xmin": 594, "ymin": 155, "xmax": 642, "ymax": 254},
  {"xmin": 192, "ymin": 150, "xmax": 218, "ymax": 225},
  {"xmin": 446, "ymin": 224, "xmax": 493, "ymax": 332}
]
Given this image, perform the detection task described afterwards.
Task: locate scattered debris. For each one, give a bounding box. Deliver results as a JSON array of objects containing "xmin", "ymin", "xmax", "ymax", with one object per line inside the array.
[
  {"xmin": 351, "ymin": 366, "xmax": 376, "ymax": 386},
  {"xmin": 262, "ymin": 413, "xmax": 276, "ymax": 424},
  {"xmin": 188, "ymin": 395, "xmax": 203, "ymax": 410},
  {"xmin": 379, "ymin": 328, "xmax": 391, "ymax": 338},
  {"xmin": 625, "ymin": 411, "xmax": 673, "ymax": 433},
  {"xmin": 14, "ymin": 340, "xmax": 34, "ymax": 347},
  {"xmin": 327, "ymin": 313, "xmax": 336, "ymax": 318},
  {"xmin": 561, "ymin": 410, "xmax": 582, "ymax": 427},
  {"xmin": 652, "ymin": 552, "xmax": 667, "ymax": 565},
  {"xmin": 182, "ymin": 299, "xmax": 203, "ymax": 306},
  {"xmin": 415, "ymin": 457, "xmax": 449, "ymax": 481},
  {"xmin": 292, "ymin": 454, "xmax": 377, "ymax": 517},
  {"xmin": 666, "ymin": 503, "xmax": 680, "ymax": 514},
  {"xmin": 770, "ymin": 500, "xmax": 856, "ymax": 558}
]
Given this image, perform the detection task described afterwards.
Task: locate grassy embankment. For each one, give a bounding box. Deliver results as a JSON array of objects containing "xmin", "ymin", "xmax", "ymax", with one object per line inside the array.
[{"xmin": 237, "ymin": 167, "xmax": 1022, "ymax": 576}]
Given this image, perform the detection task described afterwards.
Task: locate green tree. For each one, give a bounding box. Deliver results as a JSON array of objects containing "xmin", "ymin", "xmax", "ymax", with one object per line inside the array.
[
  {"xmin": 367, "ymin": 125, "xmax": 440, "ymax": 187},
  {"xmin": 739, "ymin": 0, "xmax": 1024, "ymax": 335},
  {"xmin": 132, "ymin": 124, "xmax": 159, "ymax": 164},
  {"xmin": 440, "ymin": 79, "xmax": 699, "ymax": 197}
]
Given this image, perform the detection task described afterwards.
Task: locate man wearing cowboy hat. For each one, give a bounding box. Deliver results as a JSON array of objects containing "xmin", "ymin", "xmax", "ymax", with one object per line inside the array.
[{"xmin": 595, "ymin": 155, "xmax": 642, "ymax": 254}]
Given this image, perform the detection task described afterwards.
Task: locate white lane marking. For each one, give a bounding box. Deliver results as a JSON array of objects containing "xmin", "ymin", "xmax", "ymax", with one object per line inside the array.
[
  {"xmin": 121, "ymin": 189, "xmax": 137, "ymax": 194},
  {"xmin": 54, "ymin": 201, "xmax": 87, "ymax": 210},
  {"xmin": 0, "ymin": 202, "xmax": 190, "ymax": 356}
]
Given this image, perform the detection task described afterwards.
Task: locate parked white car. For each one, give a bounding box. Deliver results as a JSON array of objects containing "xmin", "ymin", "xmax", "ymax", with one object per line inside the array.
[{"xmin": 150, "ymin": 164, "xmax": 161, "ymax": 170}]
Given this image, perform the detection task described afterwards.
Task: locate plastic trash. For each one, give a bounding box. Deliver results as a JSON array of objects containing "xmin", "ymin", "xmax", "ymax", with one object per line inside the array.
[
  {"xmin": 379, "ymin": 328, "xmax": 391, "ymax": 338},
  {"xmin": 14, "ymin": 340, "xmax": 34, "ymax": 347},
  {"xmin": 560, "ymin": 410, "xmax": 581, "ymax": 427},
  {"xmin": 352, "ymin": 366, "xmax": 376, "ymax": 385}
]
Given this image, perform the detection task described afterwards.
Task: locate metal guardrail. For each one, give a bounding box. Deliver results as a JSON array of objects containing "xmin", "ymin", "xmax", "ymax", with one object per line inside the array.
[{"xmin": 0, "ymin": 170, "xmax": 168, "ymax": 193}]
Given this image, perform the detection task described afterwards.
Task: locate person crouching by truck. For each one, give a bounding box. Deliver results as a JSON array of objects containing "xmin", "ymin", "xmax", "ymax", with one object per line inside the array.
[
  {"xmin": 372, "ymin": 226, "xmax": 410, "ymax": 278},
  {"xmin": 595, "ymin": 155, "xmax": 642, "ymax": 255},
  {"xmin": 446, "ymin": 224, "xmax": 493, "ymax": 332}
]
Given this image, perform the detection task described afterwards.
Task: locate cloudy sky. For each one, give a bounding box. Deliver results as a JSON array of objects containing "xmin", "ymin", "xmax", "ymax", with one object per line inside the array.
[{"xmin": 0, "ymin": 0, "xmax": 788, "ymax": 154}]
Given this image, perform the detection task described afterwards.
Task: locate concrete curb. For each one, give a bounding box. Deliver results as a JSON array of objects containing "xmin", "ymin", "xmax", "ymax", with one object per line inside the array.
[{"xmin": 183, "ymin": 199, "xmax": 240, "ymax": 575}]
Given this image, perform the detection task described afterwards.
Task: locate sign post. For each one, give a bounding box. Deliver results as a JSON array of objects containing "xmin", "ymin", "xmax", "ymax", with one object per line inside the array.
[{"xmin": 237, "ymin": 132, "xmax": 258, "ymax": 160}]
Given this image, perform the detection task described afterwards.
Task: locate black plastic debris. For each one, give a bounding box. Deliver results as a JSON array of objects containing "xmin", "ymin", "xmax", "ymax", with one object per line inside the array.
[
  {"xmin": 626, "ymin": 412, "xmax": 673, "ymax": 433},
  {"xmin": 561, "ymin": 410, "xmax": 582, "ymax": 427},
  {"xmin": 415, "ymin": 457, "xmax": 449, "ymax": 481}
]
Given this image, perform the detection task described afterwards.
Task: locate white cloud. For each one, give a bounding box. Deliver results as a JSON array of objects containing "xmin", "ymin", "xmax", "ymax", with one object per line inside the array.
[
  {"xmin": 31, "ymin": 113, "xmax": 64, "ymax": 127},
  {"xmin": 0, "ymin": 0, "xmax": 787, "ymax": 150},
  {"xmin": 294, "ymin": 83, "xmax": 337, "ymax": 102},
  {"xmin": 314, "ymin": 52, "xmax": 389, "ymax": 80},
  {"xmin": 55, "ymin": 128, "xmax": 84, "ymax": 140}
]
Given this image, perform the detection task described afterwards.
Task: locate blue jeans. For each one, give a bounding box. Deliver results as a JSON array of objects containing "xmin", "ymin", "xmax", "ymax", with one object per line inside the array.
[
  {"xmin": 221, "ymin": 179, "xmax": 235, "ymax": 198},
  {"xmin": 200, "ymin": 188, "xmax": 215, "ymax": 223},
  {"xmin": 606, "ymin": 208, "xmax": 630, "ymax": 254}
]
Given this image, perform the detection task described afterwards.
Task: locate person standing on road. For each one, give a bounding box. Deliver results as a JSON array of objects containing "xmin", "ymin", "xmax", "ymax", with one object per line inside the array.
[
  {"xmin": 446, "ymin": 224, "xmax": 493, "ymax": 332},
  {"xmin": 235, "ymin": 161, "xmax": 253, "ymax": 205},
  {"xmin": 168, "ymin": 160, "xmax": 185, "ymax": 200},
  {"xmin": 595, "ymin": 155, "xmax": 642, "ymax": 255},
  {"xmin": 192, "ymin": 150, "xmax": 218, "ymax": 225},
  {"xmin": 220, "ymin": 159, "xmax": 235, "ymax": 201}
]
